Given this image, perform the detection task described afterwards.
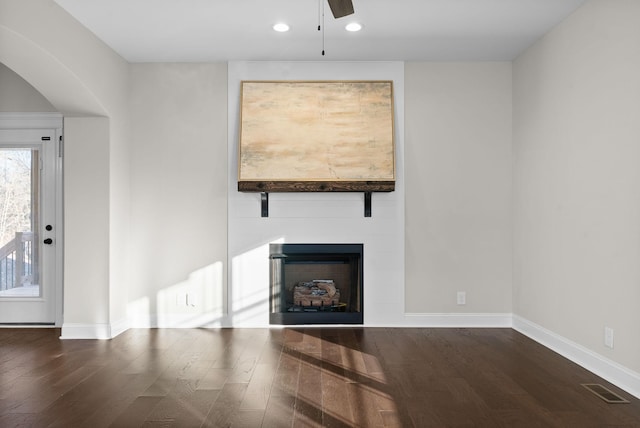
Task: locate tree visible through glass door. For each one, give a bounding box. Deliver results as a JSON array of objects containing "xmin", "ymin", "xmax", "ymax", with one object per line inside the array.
[{"xmin": 0, "ymin": 148, "xmax": 40, "ymax": 298}]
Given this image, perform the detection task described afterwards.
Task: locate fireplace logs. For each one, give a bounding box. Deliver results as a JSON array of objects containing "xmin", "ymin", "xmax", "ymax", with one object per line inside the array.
[{"xmin": 292, "ymin": 280, "xmax": 341, "ymax": 308}]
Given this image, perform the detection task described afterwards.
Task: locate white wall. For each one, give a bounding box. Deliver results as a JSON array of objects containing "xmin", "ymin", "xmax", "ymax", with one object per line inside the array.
[
  {"xmin": 128, "ymin": 63, "xmax": 228, "ymax": 327},
  {"xmin": 63, "ymin": 117, "xmax": 111, "ymax": 336},
  {"xmin": 227, "ymin": 61, "xmax": 406, "ymax": 327},
  {"xmin": 405, "ymin": 63, "xmax": 513, "ymax": 317},
  {"xmin": 514, "ymin": 0, "xmax": 640, "ymax": 374},
  {"xmin": 0, "ymin": 63, "xmax": 56, "ymax": 112}
]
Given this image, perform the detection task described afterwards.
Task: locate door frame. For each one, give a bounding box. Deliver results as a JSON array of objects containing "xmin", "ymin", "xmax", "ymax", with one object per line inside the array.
[{"xmin": 0, "ymin": 113, "xmax": 63, "ymax": 326}]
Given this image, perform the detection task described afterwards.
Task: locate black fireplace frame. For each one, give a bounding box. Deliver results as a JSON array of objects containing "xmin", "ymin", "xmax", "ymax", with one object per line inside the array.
[{"xmin": 269, "ymin": 243, "xmax": 363, "ymax": 325}]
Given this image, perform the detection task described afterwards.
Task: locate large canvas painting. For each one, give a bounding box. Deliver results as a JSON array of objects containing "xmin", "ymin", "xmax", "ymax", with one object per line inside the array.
[{"xmin": 238, "ymin": 80, "xmax": 395, "ymax": 192}]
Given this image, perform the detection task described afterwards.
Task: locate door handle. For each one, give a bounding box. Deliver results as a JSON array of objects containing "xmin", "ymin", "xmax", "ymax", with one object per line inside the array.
[{"xmin": 43, "ymin": 238, "xmax": 53, "ymax": 245}]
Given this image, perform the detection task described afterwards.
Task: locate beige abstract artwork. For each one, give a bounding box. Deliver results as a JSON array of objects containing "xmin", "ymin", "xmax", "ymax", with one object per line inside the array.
[{"xmin": 239, "ymin": 81, "xmax": 395, "ymax": 183}]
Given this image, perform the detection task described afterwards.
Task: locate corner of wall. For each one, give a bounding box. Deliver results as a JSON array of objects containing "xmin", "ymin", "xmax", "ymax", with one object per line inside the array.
[{"xmin": 513, "ymin": 315, "xmax": 640, "ymax": 400}]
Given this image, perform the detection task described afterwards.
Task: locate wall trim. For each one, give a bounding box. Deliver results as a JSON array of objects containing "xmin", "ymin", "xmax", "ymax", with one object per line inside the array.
[
  {"xmin": 513, "ymin": 315, "xmax": 640, "ymax": 399},
  {"xmin": 110, "ymin": 318, "xmax": 129, "ymax": 338},
  {"xmin": 60, "ymin": 323, "xmax": 113, "ymax": 340},
  {"xmin": 0, "ymin": 112, "xmax": 63, "ymax": 129},
  {"xmin": 129, "ymin": 313, "xmax": 229, "ymax": 329},
  {"xmin": 58, "ymin": 320, "xmax": 132, "ymax": 339},
  {"xmin": 402, "ymin": 312, "xmax": 513, "ymax": 328},
  {"xmin": 129, "ymin": 312, "xmax": 513, "ymax": 329}
]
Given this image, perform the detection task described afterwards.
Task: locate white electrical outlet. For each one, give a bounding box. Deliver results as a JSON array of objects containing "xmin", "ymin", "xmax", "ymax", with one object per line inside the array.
[
  {"xmin": 604, "ymin": 327, "xmax": 614, "ymax": 349},
  {"xmin": 186, "ymin": 293, "xmax": 196, "ymax": 307},
  {"xmin": 457, "ymin": 291, "xmax": 466, "ymax": 305},
  {"xmin": 177, "ymin": 292, "xmax": 188, "ymax": 306}
]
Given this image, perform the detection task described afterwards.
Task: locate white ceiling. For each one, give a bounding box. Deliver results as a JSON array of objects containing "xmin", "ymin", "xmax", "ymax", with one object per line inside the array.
[{"xmin": 54, "ymin": 0, "xmax": 587, "ymax": 63}]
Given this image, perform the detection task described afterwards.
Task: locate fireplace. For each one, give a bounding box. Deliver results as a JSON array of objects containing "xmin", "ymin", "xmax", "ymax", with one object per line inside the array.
[{"xmin": 269, "ymin": 243, "xmax": 363, "ymax": 325}]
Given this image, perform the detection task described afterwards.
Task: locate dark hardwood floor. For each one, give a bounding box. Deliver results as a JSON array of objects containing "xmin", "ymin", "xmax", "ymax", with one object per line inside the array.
[{"xmin": 1, "ymin": 327, "xmax": 639, "ymax": 427}]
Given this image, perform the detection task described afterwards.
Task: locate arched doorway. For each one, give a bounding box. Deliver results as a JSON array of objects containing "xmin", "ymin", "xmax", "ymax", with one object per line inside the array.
[{"xmin": 1, "ymin": 4, "xmax": 119, "ymax": 335}]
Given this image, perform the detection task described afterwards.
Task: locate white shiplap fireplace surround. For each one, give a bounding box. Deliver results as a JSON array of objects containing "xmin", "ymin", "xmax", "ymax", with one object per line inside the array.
[{"xmin": 227, "ymin": 61, "xmax": 406, "ymax": 327}]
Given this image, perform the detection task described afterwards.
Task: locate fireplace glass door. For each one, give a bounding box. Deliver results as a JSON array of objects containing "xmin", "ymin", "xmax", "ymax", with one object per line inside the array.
[{"xmin": 269, "ymin": 243, "xmax": 363, "ymax": 325}]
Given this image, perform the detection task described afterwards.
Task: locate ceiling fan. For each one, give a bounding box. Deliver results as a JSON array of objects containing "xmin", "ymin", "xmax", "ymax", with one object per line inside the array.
[
  {"xmin": 318, "ymin": 0, "xmax": 354, "ymax": 55},
  {"xmin": 327, "ymin": 0, "xmax": 354, "ymax": 19}
]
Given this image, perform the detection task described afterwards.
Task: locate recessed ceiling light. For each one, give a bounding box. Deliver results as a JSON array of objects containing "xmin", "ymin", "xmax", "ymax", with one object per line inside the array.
[
  {"xmin": 345, "ymin": 22, "xmax": 362, "ymax": 32},
  {"xmin": 273, "ymin": 23, "xmax": 290, "ymax": 32}
]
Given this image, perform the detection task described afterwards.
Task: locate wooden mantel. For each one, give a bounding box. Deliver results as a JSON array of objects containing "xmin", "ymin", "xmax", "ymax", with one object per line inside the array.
[{"xmin": 237, "ymin": 180, "xmax": 394, "ymax": 193}]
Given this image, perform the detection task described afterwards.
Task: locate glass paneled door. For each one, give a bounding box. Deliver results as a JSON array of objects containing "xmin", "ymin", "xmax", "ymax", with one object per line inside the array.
[{"xmin": 0, "ymin": 129, "xmax": 57, "ymax": 324}]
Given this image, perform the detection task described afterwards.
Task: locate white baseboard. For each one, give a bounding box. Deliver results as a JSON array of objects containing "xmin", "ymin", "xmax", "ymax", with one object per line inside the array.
[
  {"xmin": 60, "ymin": 323, "xmax": 113, "ymax": 339},
  {"xmin": 130, "ymin": 312, "xmax": 513, "ymax": 329},
  {"xmin": 128, "ymin": 312, "xmax": 230, "ymax": 329},
  {"xmin": 401, "ymin": 312, "xmax": 513, "ymax": 328},
  {"xmin": 110, "ymin": 318, "xmax": 130, "ymax": 338},
  {"xmin": 513, "ymin": 315, "xmax": 640, "ymax": 400},
  {"xmin": 59, "ymin": 319, "xmax": 129, "ymax": 339},
  {"xmin": 131, "ymin": 312, "xmax": 514, "ymax": 328}
]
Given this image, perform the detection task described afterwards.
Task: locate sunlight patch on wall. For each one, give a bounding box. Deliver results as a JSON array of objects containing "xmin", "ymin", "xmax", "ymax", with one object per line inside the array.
[
  {"xmin": 127, "ymin": 296, "xmax": 151, "ymax": 327},
  {"xmin": 230, "ymin": 239, "xmax": 284, "ymax": 326},
  {"xmin": 128, "ymin": 261, "xmax": 225, "ymax": 327}
]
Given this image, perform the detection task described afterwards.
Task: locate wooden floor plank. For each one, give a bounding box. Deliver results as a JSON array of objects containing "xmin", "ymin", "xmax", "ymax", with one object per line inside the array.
[
  {"xmin": 0, "ymin": 327, "xmax": 639, "ymax": 427},
  {"xmin": 294, "ymin": 352, "xmax": 323, "ymax": 426},
  {"xmin": 109, "ymin": 396, "xmax": 164, "ymax": 428},
  {"xmin": 262, "ymin": 394, "xmax": 296, "ymax": 428},
  {"xmin": 202, "ymin": 382, "xmax": 248, "ymax": 427},
  {"xmin": 240, "ymin": 362, "xmax": 276, "ymax": 411}
]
